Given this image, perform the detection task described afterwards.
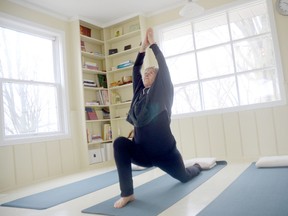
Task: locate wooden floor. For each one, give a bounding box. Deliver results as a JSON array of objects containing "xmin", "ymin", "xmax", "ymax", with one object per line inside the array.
[{"xmin": 0, "ymin": 162, "xmax": 251, "ymax": 216}]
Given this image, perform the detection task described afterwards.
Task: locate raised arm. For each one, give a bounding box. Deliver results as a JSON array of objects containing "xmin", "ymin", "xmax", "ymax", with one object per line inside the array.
[
  {"xmin": 147, "ymin": 28, "xmax": 173, "ymax": 93},
  {"xmin": 132, "ymin": 30, "xmax": 151, "ymax": 93}
]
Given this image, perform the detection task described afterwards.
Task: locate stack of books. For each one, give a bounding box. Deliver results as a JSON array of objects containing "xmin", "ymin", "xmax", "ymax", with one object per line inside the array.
[
  {"xmin": 93, "ymin": 51, "xmax": 104, "ymax": 57},
  {"xmin": 117, "ymin": 60, "xmax": 134, "ymax": 69},
  {"xmin": 83, "ymin": 79, "xmax": 97, "ymax": 87},
  {"xmin": 91, "ymin": 134, "xmax": 103, "ymax": 143},
  {"xmin": 85, "ymin": 101, "xmax": 99, "ymax": 106},
  {"xmin": 84, "ymin": 62, "xmax": 98, "ymax": 70}
]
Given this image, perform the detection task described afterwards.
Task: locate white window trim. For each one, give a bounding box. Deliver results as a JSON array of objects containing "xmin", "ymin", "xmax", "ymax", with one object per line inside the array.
[
  {"xmin": 154, "ymin": 0, "xmax": 286, "ymax": 119},
  {"xmin": 0, "ymin": 13, "xmax": 71, "ymax": 145}
]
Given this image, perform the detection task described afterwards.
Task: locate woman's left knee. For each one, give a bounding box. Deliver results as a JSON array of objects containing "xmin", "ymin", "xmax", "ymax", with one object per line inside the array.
[{"xmin": 113, "ymin": 136, "xmax": 130, "ymax": 151}]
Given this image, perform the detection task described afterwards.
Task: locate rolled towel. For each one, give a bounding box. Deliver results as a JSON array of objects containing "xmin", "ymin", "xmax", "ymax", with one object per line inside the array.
[
  {"xmin": 131, "ymin": 163, "xmax": 148, "ymax": 171},
  {"xmin": 256, "ymin": 155, "xmax": 288, "ymax": 168},
  {"xmin": 184, "ymin": 157, "xmax": 217, "ymax": 170}
]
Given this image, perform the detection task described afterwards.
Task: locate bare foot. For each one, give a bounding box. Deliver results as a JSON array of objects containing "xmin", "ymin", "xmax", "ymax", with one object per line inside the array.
[{"xmin": 114, "ymin": 195, "xmax": 135, "ymax": 208}]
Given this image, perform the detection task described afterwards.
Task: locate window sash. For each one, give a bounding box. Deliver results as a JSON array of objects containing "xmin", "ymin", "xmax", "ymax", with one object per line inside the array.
[
  {"xmin": 158, "ymin": 0, "xmax": 285, "ymax": 116},
  {"xmin": 0, "ymin": 16, "xmax": 68, "ymax": 145}
]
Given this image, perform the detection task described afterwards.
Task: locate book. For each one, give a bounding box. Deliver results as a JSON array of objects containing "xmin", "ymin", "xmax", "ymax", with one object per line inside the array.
[
  {"xmin": 86, "ymin": 129, "xmax": 92, "ymax": 143},
  {"xmin": 81, "ymin": 41, "xmax": 86, "ymax": 52},
  {"xmin": 84, "ymin": 83, "xmax": 97, "ymax": 87},
  {"xmin": 101, "ymin": 90, "xmax": 109, "ymax": 105},
  {"xmin": 97, "ymin": 74, "xmax": 107, "ymax": 88},
  {"xmin": 96, "ymin": 91, "xmax": 104, "ymax": 105},
  {"xmin": 85, "ymin": 101, "xmax": 99, "ymax": 106},
  {"xmin": 102, "ymin": 107, "xmax": 110, "ymax": 119},
  {"xmin": 95, "ymin": 90, "xmax": 109, "ymax": 105},
  {"xmin": 93, "ymin": 52, "xmax": 104, "ymax": 57},
  {"xmin": 84, "ymin": 62, "xmax": 98, "ymax": 70},
  {"xmin": 83, "ymin": 79, "xmax": 95, "ymax": 83},
  {"xmin": 85, "ymin": 107, "xmax": 98, "ymax": 120},
  {"xmin": 103, "ymin": 124, "xmax": 112, "ymax": 140},
  {"xmin": 119, "ymin": 60, "xmax": 133, "ymax": 65},
  {"xmin": 117, "ymin": 60, "xmax": 134, "ymax": 69},
  {"xmin": 87, "ymin": 112, "xmax": 97, "ymax": 120},
  {"xmin": 80, "ymin": 25, "xmax": 91, "ymax": 37},
  {"xmin": 83, "ymin": 79, "xmax": 97, "ymax": 87}
]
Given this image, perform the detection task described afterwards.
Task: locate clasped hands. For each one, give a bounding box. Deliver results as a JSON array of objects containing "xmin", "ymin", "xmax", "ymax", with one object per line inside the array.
[{"xmin": 140, "ymin": 27, "xmax": 156, "ymax": 53}]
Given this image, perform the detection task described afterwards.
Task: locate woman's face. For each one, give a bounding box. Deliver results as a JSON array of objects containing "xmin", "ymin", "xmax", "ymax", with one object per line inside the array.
[{"xmin": 143, "ymin": 67, "xmax": 157, "ymax": 88}]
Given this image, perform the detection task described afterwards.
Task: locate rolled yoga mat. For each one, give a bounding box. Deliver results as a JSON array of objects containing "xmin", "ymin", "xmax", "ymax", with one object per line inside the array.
[
  {"xmin": 197, "ymin": 163, "xmax": 288, "ymax": 216},
  {"xmin": 82, "ymin": 161, "xmax": 227, "ymax": 216},
  {"xmin": 1, "ymin": 168, "xmax": 152, "ymax": 210}
]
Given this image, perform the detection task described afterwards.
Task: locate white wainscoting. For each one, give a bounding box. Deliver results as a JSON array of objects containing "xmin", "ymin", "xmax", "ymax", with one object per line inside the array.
[{"xmin": 171, "ymin": 106, "xmax": 288, "ymax": 162}]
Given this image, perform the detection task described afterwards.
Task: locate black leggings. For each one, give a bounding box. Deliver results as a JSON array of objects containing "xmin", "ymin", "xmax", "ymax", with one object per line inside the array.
[{"xmin": 113, "ymin": 136, "xmax": 201, "ymax": 197}]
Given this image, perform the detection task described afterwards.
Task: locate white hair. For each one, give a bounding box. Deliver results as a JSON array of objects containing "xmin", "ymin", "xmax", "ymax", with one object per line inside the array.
[{"xmin": 142, "ymin": 66, "xmax": 158, "ymax": 76}]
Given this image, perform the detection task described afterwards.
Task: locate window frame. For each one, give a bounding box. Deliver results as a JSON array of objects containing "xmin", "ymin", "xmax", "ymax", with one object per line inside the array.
[
  {"xmin": 0, "ymin": 13, "xmax": 70, "ymax": 145},
  {"xmin": 156, "ymin": 0, "xmax": 286, "ymax": 118}
]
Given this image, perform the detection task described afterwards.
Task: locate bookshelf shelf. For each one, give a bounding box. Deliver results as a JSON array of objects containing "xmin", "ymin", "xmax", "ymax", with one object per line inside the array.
[
  {"xmin": 106, "ymin": 29, "xmax": 141, "ymax": 43},
  {"xmin": 86, "ymin": 119, "xmax": 110, "ymax": 123},
  {"xmin": 106, "ymin": 46, "xmax": 140, "ymax": 59},
  {"xmin": 82, "ymin": 68, "xmax": 107, "ymax": 75},
  {"xmin": 85, "ymin": 104, "xmax": 109, "ymax": 108},
  {"xmin": 109, "ymin": 83, "xmax": 132, "ymax": 90},
  {"xmin": 81, "ymin": 51, "xmax": 105, "ymax": 60},
  {"xmin": 110, "ymin": 100, "xmax": 131, "ymax": 107},
  {"xmin": 111, "ymin": 116, "xmax": 127, "ymax": 121},
  {"xmin": 107, "ymin": 65, "xmax": 133, "ymax": 74},
  {"xmin": 88, "ymin": 140, "xmax": 113, "ymax": 146},
  {"xmin": 81, "ymin": 34, "xmax": 104, "ymax": 45},
  {"xmin": 84, "ymin": 86, "xmax": 106, "ymax": 91}
]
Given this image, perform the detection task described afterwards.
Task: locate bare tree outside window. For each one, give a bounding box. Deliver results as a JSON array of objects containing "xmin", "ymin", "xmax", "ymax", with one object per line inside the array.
[{"xmin": 0, "ymin": 25, "xmax": 64, "ymax": 142}]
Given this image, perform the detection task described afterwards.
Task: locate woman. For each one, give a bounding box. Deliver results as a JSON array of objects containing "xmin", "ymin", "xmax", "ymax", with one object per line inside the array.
[{"xmin": 113, "ymin": 28, "xmax": 202, "ymax": 208}]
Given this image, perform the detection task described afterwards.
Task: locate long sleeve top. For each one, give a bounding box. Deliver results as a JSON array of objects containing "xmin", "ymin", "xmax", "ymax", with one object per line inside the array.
[{"xmin": 126, "ymin": 44, "xmax": 174, "ymax": 127}]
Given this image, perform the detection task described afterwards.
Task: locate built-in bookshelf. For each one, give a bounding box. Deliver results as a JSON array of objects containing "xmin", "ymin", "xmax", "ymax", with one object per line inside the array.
[
  {"xmin": 79, "ymin": 20, "xmax": 112, "ymax": 165},
  {"xmin": 78, "ymin": 16, "xmax": 146, "ymax": 165}
]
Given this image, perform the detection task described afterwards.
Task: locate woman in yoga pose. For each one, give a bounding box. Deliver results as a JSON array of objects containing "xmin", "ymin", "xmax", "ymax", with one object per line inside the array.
[{"xmin": 113, "ymin": 27, "xmax": 202, "ymax": 208}]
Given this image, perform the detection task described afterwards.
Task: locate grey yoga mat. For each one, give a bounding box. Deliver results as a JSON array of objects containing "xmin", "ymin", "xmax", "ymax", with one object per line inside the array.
[
  {"xmin": 1, "ymin": 168, "xmax": 152, "ymax": 210},
  {"xmin": 82, "ymin": 161, "xmax": 227, "ymax": 216},
  {"xmin": 197, "ymin": 163, "xmax": 288, "ymax": 216}
]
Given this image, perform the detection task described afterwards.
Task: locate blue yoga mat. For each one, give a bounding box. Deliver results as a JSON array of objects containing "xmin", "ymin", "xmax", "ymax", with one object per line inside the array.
[
  {"xmin": 1, "ymin": 168, "xmax": 151, "ymax": 210},
  {"xmin": 82, "ymin": 161, "xmax": 227, "ymax": 216},
  {"xmin": 197, "ymin": 163, "xmax": 288, "ymax": 216}
]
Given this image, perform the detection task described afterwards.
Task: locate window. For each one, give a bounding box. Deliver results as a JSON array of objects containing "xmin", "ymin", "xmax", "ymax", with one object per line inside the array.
[
  {"xmin": 0, "ymin": 17, "xmax": 69, "ymax": 145},
  {"xmin": 158, "ymin": 0, "xmax": 285, "ymax": 116}
]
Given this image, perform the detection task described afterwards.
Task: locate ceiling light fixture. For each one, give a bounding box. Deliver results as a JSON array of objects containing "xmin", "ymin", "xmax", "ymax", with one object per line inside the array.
[{"xmin": 179, "ymin": 0, "xmax": 204, "ymax": 18}]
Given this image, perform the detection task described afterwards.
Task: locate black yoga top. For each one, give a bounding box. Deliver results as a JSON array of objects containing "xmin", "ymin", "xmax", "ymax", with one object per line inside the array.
[
  {"xmin": 126, "ymin": 44, "xmax": 174, "ymax": 128},
  {"xmin": 126, "ymin": 44, "xmax": 176, "ymax": 157}
]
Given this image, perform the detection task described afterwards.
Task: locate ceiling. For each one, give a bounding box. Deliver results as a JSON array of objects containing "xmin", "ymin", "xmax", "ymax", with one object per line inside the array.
[{"xmin": 10, "ymin": 0, "xmax": 186, "ymax": 26}]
